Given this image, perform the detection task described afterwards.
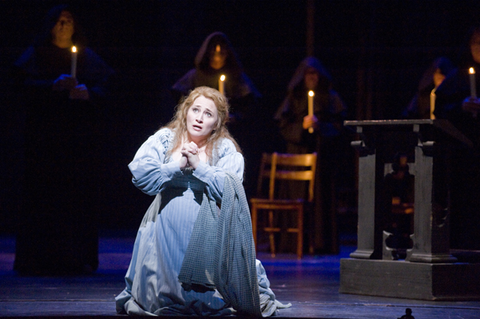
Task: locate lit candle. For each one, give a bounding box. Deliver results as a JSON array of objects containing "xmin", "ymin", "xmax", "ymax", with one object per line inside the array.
[
  {"xmin": 71, "ymin": 46, "xmax": 77, "ymax": 78},
  {"xmin": 308, "ymin": 90, "xmax": 314, "ymax": 133},
  {"xmin": 469, "ymin": 67, "xmax": 477, "ymax": 99},
  {"xmin": 430, "ymin": 88, "xmax": 436, "ymax": 120},
  {"xmin": 219, "ymin": 74, "xmax": 225, "ymax": 95}
]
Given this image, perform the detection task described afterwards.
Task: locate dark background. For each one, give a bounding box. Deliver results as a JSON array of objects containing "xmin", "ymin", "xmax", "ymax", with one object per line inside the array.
[{"xmin": 1, "ymin": 0, "xmax": 480, "ymax": 235}]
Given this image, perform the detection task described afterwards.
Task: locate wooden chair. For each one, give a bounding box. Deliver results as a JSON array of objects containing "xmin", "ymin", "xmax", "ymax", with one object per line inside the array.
[{"xmin": 250, "ymin": 152, "xmax": 317, "ymax": 259}]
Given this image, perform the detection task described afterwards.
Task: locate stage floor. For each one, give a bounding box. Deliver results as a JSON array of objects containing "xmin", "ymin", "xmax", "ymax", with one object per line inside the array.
[{"xmin": 1, "ymin": 231, "xmax": 480, "ymax": 319}]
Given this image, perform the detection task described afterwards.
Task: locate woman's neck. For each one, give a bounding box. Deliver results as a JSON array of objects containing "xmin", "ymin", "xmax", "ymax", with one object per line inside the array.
[
  {"xmin": 186, "ymin": 135, "xmax": 208, "ymax": 149},
  {"xmin": 52, "ymin": 38, "xmax": 73, "ymax": 49}
]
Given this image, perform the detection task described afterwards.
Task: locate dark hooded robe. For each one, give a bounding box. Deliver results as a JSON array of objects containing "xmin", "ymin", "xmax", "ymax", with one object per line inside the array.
[
  {"xmin": 403, "ymin": 57, "xmax": 454, "ymax": 119},
  {"xmin": 275, "ymin": 57, "xmax": 345, "ymax": 148},
  {"xmin": 171, "ymin": 32, "xmax": 261, "ymax": 197},
  {"xmin": 11, "ymin": 5, "xmax": 113, "ymax": 275},
  {"xmin": 274, "ymin": 57, "xmax": 348, "ymax": 254},
  {"xmin": 171, "ymin": 32, "xmax": 259, "ymax": 116},
  {"xmin": 433, "ymin": 27, "xmax": 480, "ymax": 250}
]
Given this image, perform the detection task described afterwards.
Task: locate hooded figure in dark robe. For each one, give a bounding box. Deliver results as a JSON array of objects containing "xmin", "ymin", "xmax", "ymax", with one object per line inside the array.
[
  {"xmin": 275, "ymin": 57, "xmax": 346, "ymax": 150},
  {"xmin": 403, "ymin": 57, "xmax": 454, "ymax": 119},
  {"xmin": 11, "ymin": 4, "xmax": 113, "ymax": 275},
  {"xmin": 171, "ymin": 32, "xmax": 259, "ymax": 115},
  {"xmin": 433, "ymin": 25, "xmax": 480, "ymax": 250},
  {"xmin": 171, "ymin": 32, "xmax": 261, "ymax": 197},
  {"xmin": 274, "ymin": 56, "xmax": 348, "ymax": 255}
]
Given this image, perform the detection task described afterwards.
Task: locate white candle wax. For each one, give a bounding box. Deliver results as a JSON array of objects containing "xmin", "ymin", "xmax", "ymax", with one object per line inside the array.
[
  {"xmin": 308, "ymin": 90, "xmax": 314, "ymax": 133},
  {"xmin": 430, "ymin": 88, "xmax": 436, "ymax": 120},
  {"xmin": 469, "ymin": 67, "xmax": 477, "ymax": 99},
  {"xmin": 71, "ymin": 46, "xmax": 77, "ymax": 78},
  {"xmin": 219, "ymin": 74, "xmax": 225, "ymax": 95}
]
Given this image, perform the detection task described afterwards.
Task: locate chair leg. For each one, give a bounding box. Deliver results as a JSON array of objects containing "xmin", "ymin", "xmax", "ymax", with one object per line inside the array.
[
  {"xmin": 297, "ymin": 207, "xmax": 304, "ymax": 259},
  {"xmin": 251, "ymin": 205, "xmax": 257, "ymax": 253},
  {"xmin": 268, "ymin": 210, "xmax": 276, "ymax": 257}
]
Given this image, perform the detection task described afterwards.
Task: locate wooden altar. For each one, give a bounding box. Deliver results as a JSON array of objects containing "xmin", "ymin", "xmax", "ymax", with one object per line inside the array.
[{"xmin": 339, "ymin": 119, "xmax": 480, "ymax": 300}]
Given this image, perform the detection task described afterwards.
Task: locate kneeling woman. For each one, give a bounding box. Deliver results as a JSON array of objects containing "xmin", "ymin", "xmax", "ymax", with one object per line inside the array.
[{"xmin": 116, "ymin": 86, "xmax": 289, "ymax": 316}]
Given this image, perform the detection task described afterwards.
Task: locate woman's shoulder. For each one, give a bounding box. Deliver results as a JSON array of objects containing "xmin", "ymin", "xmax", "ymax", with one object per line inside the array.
[
  {"xmin": 154, "ymin": 127, "xmax": 174, "ymax": 138},
  {"xmin": 217, "ymin": 138, "xmax": 240, "ymax": 157},
  {"xmin": 151, "ymin": 128, "xmax": 174, "ymax": 149},
  {"xmin": 154, "ymin": 127, "xmax": 173, "ymax": 136},
  {"xmin": 83, "ymin": 47, "xmax": 105, "ymax": 59},
  {"xmin": 14, "ymin": 46, "xmax": 36, "ymax": 68},
  {"xmin": 211, "ymin": 137, "xmax": 244, "ymax": 168}
]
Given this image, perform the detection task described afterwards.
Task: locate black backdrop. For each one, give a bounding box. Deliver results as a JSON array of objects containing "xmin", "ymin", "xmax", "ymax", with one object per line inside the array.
[{"xmin": 1, "ymin": 0, "xmax": 480, "ymax": 233}]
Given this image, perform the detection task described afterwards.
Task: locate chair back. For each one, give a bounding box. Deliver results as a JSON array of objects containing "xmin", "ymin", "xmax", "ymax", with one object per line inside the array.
[{"xmin": 256, "ymin": 152, "xmax": 317, "ymax": 202}]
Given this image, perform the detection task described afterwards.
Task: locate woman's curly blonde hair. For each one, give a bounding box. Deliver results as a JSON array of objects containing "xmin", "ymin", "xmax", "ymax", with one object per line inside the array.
[{"xmin": 164, "ymin": 86, "xmax": 241, "ymax": 162}]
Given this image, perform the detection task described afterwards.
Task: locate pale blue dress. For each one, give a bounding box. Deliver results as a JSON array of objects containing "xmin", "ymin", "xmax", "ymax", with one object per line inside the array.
[{"xmin": 115, "ymin": 128, "xmax": 283, "ymax": 316}]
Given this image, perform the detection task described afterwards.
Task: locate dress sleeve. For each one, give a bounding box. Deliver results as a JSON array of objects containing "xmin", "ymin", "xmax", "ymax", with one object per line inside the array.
[
  {"xmin": 193, "ymin": 138, "xmax": 245, "ymax": 202},
  {"xmin": 127, "ymin": 129, "xmax": 181, "ymax": 196}
]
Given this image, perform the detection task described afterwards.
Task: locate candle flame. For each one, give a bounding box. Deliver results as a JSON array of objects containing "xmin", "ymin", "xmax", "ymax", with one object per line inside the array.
[
  {"xmin": 308, "ymin": 90, "xmax": 314, "ymax": 97},
  {"xmin": 220, "ymin": 74, "xmax": 226, "ymax": 81},
  {"xmin": 72, "ymin": 46, "xmax": 77, "ymax": 53},
  {"xmin": 470, "ymin": 67, "xmax": 475, "ymax": 75}
]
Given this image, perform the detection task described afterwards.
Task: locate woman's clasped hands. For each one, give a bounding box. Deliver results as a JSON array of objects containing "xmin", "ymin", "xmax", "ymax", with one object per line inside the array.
[
  {"xmin": 180, "ymin": 141, "xmax": 201, "ymax": 170},
  {"xmin": 52, "ymin": 74, "xmax": 90, "ymax": 100},
  {"xmin": 462, "ymin": 97, "xmax": 480, "ymax": 117}
]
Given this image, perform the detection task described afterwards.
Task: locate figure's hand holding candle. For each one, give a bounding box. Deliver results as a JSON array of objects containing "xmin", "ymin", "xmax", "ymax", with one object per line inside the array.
[
  {"xmin": 308, "ymin": 90, "xmax": 314, "ymax": 133},
  {"xmin": 469, "ymin": 67, "xmax": 476, "ymax": 99},
  {"xmin": 71, "ymin": 46, "xmax": 77, "ymax": 78},
  {"xmin": 219, "ymin": 74, "xmax": 225, "ymax": 95}
]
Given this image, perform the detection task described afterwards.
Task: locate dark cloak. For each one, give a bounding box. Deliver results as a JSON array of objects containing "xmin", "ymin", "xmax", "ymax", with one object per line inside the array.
[
  {"xmin": 171, "ymin": 32, "xmax": 260, "ymax": 102},
  {"xmin": 273, "ymin": 56, "xmax": 349, "ymax": 255},
  {"xmin": 403, "ymin": 57, "xmax": 454, "ymax": 119},
  {"xmin": 171, "ymin": 32, "xmax": 261, "ymax": 197},
  {"xmin": 12, "ymin": 42, "xmax": 113, "ymax": 275},
  {"xmin": 433, "ymin": 26, "xmax": 480, "ymax": 250},
  {"xmin": 274, "ymin": 56, "xmax": 346, "ymax": 149}
]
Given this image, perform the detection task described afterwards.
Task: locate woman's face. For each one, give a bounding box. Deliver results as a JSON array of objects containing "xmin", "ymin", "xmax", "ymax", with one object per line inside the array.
[
  {"xmin": 186, "ymin": 95, "xmax": 219, "ymax": 144},
  {"xmin": 51, "ymin": 11, "xmax": 74, "ymax": 44},
  {"xmin": 304, "ymin": 67, "xmax": 319, "ymax": 90},
  {"xmin": 433, "ymin": 68, "xmax": 446, "ymax": 88},
  {"xmin": 470, "ymin": 32, "xmax": 480, "ymax": 64},
  {"xmin": 209, "ymin": 44, "xmax": 227, "ymax": 70}
]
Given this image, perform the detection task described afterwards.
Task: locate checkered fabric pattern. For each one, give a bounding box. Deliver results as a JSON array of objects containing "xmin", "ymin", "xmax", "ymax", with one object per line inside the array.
[{"xmin": 179, "ymin": 172, "xmax": 263, "ymax": 317}]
